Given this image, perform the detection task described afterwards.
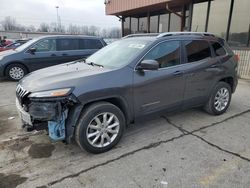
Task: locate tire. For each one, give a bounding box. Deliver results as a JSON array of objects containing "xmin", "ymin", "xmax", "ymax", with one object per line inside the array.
[
  {"xmin": 6, "ymin": 63, "xmax": 28, "ymax": 81},
  {"xmin": 75, "ymin": 102, "xmax": 125, "ymax": 154},
  {"xmin": 204, "ymin": 82, "xmax": 232, "ymax": 115}
]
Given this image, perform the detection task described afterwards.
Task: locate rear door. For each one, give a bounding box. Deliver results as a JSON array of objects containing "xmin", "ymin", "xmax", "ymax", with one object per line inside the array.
[
  {"xmin": 79, "ymin": 39, "xmax": 104, "ymax": 58},
  {"xmin": 56, "ymin": 38, "xmax": 82, "ymax": 62},
  {"xmin": 182, "ymin": 40, "xmax": 220, "ymax": 106},
  {"xmin": 133, "ymin": 40, "xmax": 186, "ymax": 116}
]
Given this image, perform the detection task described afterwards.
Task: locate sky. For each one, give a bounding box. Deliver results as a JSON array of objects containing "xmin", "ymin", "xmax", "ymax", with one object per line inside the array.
[{"xmin": 0, "ymin": 0, "xmax": 120, "ymax": 29}]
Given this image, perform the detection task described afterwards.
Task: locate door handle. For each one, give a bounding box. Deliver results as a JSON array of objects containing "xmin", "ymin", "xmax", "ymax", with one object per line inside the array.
[
  {"xmin": 173, "ymin": 71, "xmax": 183, "ymax": 76},
  {"xmin": 62, "ymin": 53, "xmax": 68, "ymax": 56},
  {"xmin": 51, "ymin": 53, "xmax": 57, "ymax": 57}
]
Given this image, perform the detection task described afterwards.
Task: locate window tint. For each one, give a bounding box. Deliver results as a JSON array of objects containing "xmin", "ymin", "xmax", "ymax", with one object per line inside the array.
[
  {"xmin": 211, "ymin": 42, "xmax": 226, "ymax": 56},
  {"xmin": 143, "ymin": 41, "xmax": 181, "ymax": 68},
  {"xmin": 184, "ymin": 40, "xmax": 211, "ymax": 63},
  {"xmin": 32, "ymin": 39, "xmax": 56, "ymax": 52},
  {"xmin": 79, "ymin": 39, "xmax": 103, "ymax": 50},
  {"xmin": 57, "ymin": 39, "xmax": 79, "ymax": 51}
]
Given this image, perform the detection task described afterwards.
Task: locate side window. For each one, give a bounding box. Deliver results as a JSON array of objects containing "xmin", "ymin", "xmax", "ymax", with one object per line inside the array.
[
  {"xmin": 143, "ymin": 41, "xmax": 181, "ymax": 68},
  {"xmin": 81, "ymin": 39, "xmax": 103, "ymax": 49},
  {"xmin": 32, "ymin": 39, "xmax": 56, "ymax": 52},
  {"xmin": 184, "ymin": 40, "xmax": 211, "ymax": 63},
  {"xmin": 211, "ymin": 42, "xmax": 227, "ymax": 56},
  {"xmin": 57, "ymin": 39, "xmax": 79, "ymax": 51}
]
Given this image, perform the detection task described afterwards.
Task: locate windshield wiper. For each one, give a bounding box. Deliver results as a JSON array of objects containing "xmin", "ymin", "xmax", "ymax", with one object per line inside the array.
[{"xmin": 86, "ymin": 62, "xmax": 104, "ymax": 68}]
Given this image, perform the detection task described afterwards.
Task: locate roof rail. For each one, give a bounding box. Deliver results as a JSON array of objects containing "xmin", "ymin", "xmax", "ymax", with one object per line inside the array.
[
  {"xmin": 123, "ymin": 33, "xmax": 159, "ymax": 39},
  {"xmin": 157, "ymin": 32, "xmax": 215, "ymax": 38},
  {"xmin": 122, "ymin": 32, "xmax": 215, "ymax": 39}
]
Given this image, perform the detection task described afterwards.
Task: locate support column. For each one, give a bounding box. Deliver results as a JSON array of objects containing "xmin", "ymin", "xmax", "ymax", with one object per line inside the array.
[
  {"xmin": 205, "ymin": 0, "xmax": 211, "ymax": 32},
  {"xmin": 188, "ymin": 3, "xmax": 193, "ymax": 31},
  {"xmin": 121, "ymin": 16, "xmax": 125, "ymax": 37},
  {"xmin": 181, "ymin": 5, "xmax": 186, "ymax": 31},
  {"xmin": 226, "ymin": 0, "xmax": 234, "ymax": 41},
  {"xmin": 147, "ymin": 11, "xmax": 150, "ymax": 33}
]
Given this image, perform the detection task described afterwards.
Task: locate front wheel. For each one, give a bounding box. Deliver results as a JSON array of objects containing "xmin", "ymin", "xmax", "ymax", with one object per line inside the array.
[
  {"xmin": 204, "ymin": 82, "xmax": 232, "ymax": 115},
  {"xmin": 75, "ymin": 102, "xmax": 125, "ymax": 154},
  {"xmin": 6, "ymin": 63, "xmax": 28, "ymax": 81}
]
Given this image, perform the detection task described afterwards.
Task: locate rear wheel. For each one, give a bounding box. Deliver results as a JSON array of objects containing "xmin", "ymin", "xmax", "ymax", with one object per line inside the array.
[
  {"xmin": 6, "ymin": 63, "xmax": 28, "ymax": 81},
  {"xmin": 75, "ymin": 102, "xmax": 125, "ymax": 153},
  {"xmin": 204, "ymin": 82, "xmax": 232, "ymax": 115}
]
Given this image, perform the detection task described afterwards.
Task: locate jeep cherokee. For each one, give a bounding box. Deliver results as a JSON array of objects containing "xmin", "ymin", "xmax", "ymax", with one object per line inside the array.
[{"xmin": 16, "ymin": 32, "xmax": 238, "ymax": 153}]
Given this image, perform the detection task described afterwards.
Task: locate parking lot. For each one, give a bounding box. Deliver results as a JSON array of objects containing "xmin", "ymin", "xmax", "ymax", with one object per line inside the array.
[{"xmin": 0, "ymin": 79, "xmax": 250, "ymax": 188}]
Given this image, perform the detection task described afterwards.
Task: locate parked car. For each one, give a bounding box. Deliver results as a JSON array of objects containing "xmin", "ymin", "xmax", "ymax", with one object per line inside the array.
[
  {"xmin": 0, "ymin": 35, "xmax": 106, "ymax": 80},
  {"xmin": 16, "ymin": 32, "xmax": 238, "ymax": 153},
  {"xmin": 0, "ymin": 39, "xmax": 30, "ymax": 52}
]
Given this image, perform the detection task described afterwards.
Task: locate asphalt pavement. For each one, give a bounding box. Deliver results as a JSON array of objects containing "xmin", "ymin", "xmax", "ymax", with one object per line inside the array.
[{"xmin": 0, "ymin": 79, "xmax": 250, "ymax": 188}]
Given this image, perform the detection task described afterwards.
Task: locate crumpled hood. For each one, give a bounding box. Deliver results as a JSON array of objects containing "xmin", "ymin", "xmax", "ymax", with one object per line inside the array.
[{"xmin": 19, "ymin": 61, "xmax": 110, "ymax": 92}]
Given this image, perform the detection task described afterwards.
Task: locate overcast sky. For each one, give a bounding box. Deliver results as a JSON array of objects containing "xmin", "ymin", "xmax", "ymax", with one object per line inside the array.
[{"xmin": 0, "ymin": 0, "xmax": 120, "ymax": 29}]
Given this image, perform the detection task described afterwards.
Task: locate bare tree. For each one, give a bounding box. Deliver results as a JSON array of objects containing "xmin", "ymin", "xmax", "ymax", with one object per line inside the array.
[
  {"xmin": 67, "ymin": 24, "xmax": 81, "ymax": 34},
  {"xmin": 1, "ymin": 16, "xmax": 18, "ymax": 31},
  {"xmin": 88, "ymin": 26, "xmax": 98, "ymax": 36},
  {"xmin": 49, "ymin": 22, "xmax": 58, "ymax": 33},
  {"xmin": 26, "ymin": 25, "xmax": 36, "ymax": 32},
  {"xmin": 38, "ymin": 23, "xmax": 50, "ymax": 32}
]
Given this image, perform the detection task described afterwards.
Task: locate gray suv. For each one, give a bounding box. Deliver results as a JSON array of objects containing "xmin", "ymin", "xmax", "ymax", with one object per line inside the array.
[
  {"xmin": 16, "ymin": 32, "xmax": 238, "ymax": 153},
  {"xmin": 0, "ymin": 35, "xmax": 106, "ymax": 80}
]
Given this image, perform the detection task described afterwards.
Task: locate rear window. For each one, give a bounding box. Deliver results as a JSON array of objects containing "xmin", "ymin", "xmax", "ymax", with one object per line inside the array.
[
  {"xmin": 211, "ymin": 42, "xmax": 227, "ymax": 56},
  {"xmin": 57, "ymin": 39, "xmax": 79, "ymax": 51},
  {"xmin": 184, "ymin": 40, "xmax": 211, "ymax": 63},
  {"xmin": 79, "ymin": 39, "xmax": 103, "ymax": 50}
]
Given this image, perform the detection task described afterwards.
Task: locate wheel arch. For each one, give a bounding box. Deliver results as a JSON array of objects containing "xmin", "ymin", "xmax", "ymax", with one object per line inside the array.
[
  {"xmin": 4, "ymin": 61, "xmax": 29, "ymax": 76},
  {"xmin": 218, "ymin": 76, "xmax": 234, "ymax": 92},
  {"xmin": 82, "ymin": 96, "xmax": 133, "ymax": 125}
]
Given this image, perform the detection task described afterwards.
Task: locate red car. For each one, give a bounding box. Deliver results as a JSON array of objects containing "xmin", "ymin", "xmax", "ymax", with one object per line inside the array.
[
  {"xmin": 0, "ymin": 39, "xmax": 30, "ymax": 52},
  {"xmin": 0, "ymin": 42, "xmax": 20, "ymax": 52}
]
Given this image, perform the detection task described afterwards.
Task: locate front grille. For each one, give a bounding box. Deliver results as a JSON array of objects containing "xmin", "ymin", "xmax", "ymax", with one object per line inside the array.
[{"xmin": 16, "ymin": 84, "xmax": 29, "ymax": 98}]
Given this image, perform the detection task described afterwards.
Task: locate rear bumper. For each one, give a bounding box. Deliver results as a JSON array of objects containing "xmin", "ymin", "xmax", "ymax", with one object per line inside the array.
[{"xmin": 232, "ymin": 76, "xmax": 238, "ymax": 93}]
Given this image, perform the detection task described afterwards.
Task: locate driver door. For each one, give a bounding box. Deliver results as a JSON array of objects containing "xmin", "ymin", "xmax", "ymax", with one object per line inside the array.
[
  {"xmin": 133, "ymin": 40, "xmax": 186, "ymax": 116},
  {"xmin": 23, "ymin": 38, "xmax": 62, "ymax": 71}
]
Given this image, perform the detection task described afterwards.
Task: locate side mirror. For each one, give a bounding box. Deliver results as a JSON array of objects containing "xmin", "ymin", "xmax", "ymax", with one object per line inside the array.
[
  {"xmin": 137, "ymin": 60, "xmax": 159, "ymax": 71},
  {"xmin": 28, "ymin": 48, "xmax": 36, "ymax": 54}
]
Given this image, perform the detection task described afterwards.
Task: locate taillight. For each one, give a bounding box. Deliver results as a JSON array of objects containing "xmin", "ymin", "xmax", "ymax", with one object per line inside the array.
[{"xmin": 235, "ymin": 54, "xmax": 240, "ymax": 62}]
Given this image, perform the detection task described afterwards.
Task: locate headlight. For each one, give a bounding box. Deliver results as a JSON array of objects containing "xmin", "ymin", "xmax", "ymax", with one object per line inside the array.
[{"xmin": 28, "ymin": 88, "xmax": 72, "ymax": 98}]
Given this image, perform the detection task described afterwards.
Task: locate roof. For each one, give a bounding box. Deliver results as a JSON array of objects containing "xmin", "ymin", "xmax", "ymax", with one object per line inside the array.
[
  {"xmin": 32, "ymin": 35, "xmax": 103, "ymax": 40},
  {"xmin": 105, "ymin": 0, "xmax": 209, "ymax": 16}
]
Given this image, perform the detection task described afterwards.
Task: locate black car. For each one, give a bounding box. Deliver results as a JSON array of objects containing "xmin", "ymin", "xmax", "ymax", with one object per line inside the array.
[
  {"xmin": 0, "ymin": 35, "xmax": 106, "ymax": 80},
  {"xmin": 16, "ymin": 32, "xmax": 238, "ymax": 153}
]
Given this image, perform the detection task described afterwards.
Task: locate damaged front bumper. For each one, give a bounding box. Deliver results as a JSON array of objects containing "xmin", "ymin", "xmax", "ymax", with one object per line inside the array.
[{"xmin": 16, "ymin": 94, "xmax": 83, "ymax": 143}]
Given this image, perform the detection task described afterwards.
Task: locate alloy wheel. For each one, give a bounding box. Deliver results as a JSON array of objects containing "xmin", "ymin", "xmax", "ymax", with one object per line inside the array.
[
  {"xmin": 86, "ymin": 112, "xmax": 120, "ymax": 148},
  {"xmin": 214, "ymin": 87, "xmax": 229, "ymax": 112}
]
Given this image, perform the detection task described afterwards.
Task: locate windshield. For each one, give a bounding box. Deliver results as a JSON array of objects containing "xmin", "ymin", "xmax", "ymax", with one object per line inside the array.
[
  {"xmin": 86, "ymin": 39, "xmax": 152, "ymax": 68},
  {"xmin": 15, "ymin": 38, "xmax": 38, "ymax": 51}
]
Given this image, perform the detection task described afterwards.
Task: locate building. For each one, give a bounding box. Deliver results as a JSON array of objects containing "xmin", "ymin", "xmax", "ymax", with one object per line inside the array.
[
  {"xmin": 105, "ymin": 0, "xmax": 250, "ymax": 79},
  {"xmin": 105, "ymin": 0, "xmax": 249, "ymax": 47}
]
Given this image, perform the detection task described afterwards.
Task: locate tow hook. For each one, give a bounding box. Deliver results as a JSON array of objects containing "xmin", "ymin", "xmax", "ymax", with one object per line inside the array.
[{"xmin": 48, "ymin": 109, "xmax": 68, "ymax": 141}]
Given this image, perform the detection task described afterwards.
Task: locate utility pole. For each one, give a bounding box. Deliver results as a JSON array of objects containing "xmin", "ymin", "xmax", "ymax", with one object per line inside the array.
[{"xmin": 55, "ymin": 6, "xmax": 60, "ymax": 32}]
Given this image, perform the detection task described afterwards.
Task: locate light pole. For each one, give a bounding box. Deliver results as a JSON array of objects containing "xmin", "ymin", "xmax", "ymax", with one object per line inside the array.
[{"xmin": 55, "ymin": 6, "xmax": 60, "ymax": 32}]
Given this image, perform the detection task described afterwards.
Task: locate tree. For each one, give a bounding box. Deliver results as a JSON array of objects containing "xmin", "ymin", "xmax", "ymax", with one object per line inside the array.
[
  {"xmin": 49, "ymin": 22, "xmax": 58, "ymax": 33},
  {"xmin": 1, "ymin": 16, "xmax": 18, "ymax": 31},
  {"xmin": 67, "ymin": 24, "xmax": 81, "ymax": 34},
  {"xmin": 26, "ymin": 25, "xmax": 36, "ymax": 32},
  {"xmin": 38, "ymin": 23, "xmax": 50, "ymax": 32}
]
